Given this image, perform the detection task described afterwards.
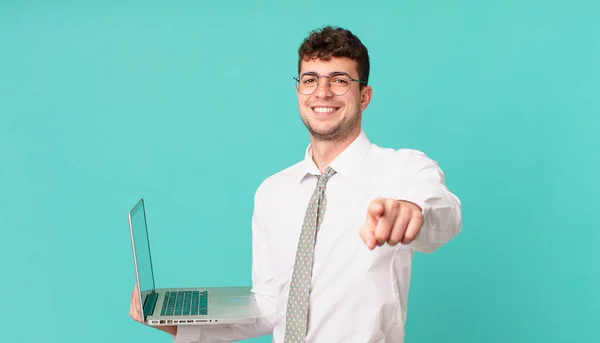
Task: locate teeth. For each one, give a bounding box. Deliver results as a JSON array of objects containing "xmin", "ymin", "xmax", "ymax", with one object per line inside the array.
[{"xmin": 314, "ymin": 107, "xmax": 336, "ymax": 113}]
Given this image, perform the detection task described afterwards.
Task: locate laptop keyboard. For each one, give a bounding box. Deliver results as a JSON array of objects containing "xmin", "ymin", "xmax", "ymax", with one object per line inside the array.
[{"xmin": 160, "ymin": 290, "xmax": 208, "ymax": 316}]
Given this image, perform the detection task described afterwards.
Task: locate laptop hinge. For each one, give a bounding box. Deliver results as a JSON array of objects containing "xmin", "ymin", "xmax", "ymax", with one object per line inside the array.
[{"xmin": 143, "ymin": 291, "xmax": 159, "ymax": 317}]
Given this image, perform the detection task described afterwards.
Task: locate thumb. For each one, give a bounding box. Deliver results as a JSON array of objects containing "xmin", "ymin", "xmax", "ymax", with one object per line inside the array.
[{"xmin": 367, "ymin": 198, "xmax": 385, "ymax": 220}]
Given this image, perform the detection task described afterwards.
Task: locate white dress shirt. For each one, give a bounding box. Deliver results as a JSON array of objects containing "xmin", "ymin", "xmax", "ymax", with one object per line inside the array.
[{"xmin": 174, "ymin": 130, "xmax": 462, "ymax": 343}]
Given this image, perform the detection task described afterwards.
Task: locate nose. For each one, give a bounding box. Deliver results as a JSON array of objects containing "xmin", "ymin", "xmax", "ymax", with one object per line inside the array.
[{"xmin": 314, "ymin": 76, "xmax": 334, "ymax": 98}]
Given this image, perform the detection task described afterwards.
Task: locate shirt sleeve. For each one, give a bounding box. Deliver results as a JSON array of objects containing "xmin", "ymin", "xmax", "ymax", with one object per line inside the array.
[
  {"xmin": 172, "ymin": 184, "xmax": 277, "ymax": 342},
  {"xmin": 381, "ymin": 149, "xmax": 462, "ymax": 254}
]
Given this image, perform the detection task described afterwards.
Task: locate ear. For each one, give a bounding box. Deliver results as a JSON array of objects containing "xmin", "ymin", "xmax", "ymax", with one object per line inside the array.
[{"xmin": 360, "ymin": 85, "xmax": 373, "ymax": 111}]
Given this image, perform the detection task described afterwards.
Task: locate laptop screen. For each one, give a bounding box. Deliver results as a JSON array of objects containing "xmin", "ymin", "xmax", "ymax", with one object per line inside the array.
[{"xmin": 129, "ymin": 199, "xmax": 156, "ymax": 296}]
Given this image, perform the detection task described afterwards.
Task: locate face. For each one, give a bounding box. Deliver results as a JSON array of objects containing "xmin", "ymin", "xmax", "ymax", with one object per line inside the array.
[{"xmin": 297, "ymin": 57, "xmax": 372, "ymax": 142}]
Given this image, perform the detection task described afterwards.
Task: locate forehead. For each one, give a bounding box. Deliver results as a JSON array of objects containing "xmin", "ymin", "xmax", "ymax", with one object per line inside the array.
[{"xmin": 299, "ymin": 57, "xmax": 359, "ymax": 77}]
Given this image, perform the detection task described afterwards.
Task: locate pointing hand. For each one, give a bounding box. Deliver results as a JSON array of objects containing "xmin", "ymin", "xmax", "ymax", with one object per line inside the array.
[{"xmin": 359, "ymin": 198, "xmax": 424, "ymax": 250}]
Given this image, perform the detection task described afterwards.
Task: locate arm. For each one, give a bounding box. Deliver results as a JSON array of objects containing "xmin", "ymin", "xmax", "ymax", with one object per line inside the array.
[
  {"xmin": 173, "ymin": 186, "xmax": 277, "ymax": 342},
  {"xmin": 392, "ymin": 149, "xmax": 462, "ymax": 253},
  {"xmin": 360, "ymin": 149, "xmax": 462, "ymax": 253}
]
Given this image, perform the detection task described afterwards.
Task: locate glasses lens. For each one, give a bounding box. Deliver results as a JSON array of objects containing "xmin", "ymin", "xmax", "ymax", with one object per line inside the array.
[
  {"xmin": 298, "ymin": 74, "xmax": 318, "ymax": 94},
  {"xmin": 329, "ymin": 74, "xmax": 351, "ymax": 95}
]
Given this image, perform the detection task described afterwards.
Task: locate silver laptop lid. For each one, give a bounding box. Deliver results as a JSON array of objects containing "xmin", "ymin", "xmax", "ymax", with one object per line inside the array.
[{"xmin": 128, "ymin": 198, "xmax": 157, "ymax": 316}]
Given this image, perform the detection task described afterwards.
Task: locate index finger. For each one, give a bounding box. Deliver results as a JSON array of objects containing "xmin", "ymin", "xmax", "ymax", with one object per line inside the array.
[
  {"xmin": 364, "ymin": 199, "xmax": 386, "ymax": 248},
  {"xmin": 374, "ymin": 199, "xmax": 399, "ymax": 244}
]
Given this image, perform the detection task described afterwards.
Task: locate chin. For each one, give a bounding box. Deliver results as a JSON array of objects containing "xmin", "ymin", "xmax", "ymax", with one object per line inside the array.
[
  {"xmin": 309, "ymin": 122, "xmax": 350, "ymax": 141},
  {"xmin": 307, "ymin": 118, "xmax": 340, "ymax": 132}
]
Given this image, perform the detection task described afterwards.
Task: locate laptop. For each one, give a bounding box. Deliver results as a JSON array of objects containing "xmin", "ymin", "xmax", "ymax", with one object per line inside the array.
[{"xmin": 128, "ymin": 198, "xmax": 260, "ymax": 326}]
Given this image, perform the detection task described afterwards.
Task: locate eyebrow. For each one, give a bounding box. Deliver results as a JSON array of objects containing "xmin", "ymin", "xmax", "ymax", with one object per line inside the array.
[{"xmin": 301, "ymin": 71, "xmax": 349, "ymax": 76}]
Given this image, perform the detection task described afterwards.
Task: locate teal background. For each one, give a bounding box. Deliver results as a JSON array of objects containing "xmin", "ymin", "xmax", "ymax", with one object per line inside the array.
[{"xmin": 1, "ymin": 1, "xmax": 598, "ymax": 342}]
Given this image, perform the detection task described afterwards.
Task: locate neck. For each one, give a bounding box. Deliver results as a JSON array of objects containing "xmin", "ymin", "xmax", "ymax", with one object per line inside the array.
[{"xmin": 310, "ymin": 128, "xmax": 360, "ymax": 173}]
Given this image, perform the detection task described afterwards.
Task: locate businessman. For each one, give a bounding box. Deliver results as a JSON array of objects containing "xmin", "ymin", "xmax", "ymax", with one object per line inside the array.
[{"xmin": 130, "ymin": 25, "xmax": 462, "ymax": 343}]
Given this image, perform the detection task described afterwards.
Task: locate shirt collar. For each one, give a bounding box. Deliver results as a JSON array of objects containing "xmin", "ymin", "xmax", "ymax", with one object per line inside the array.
[{"xmin": 298, "ymin": 130, "xmax": 372, "ymax": 182}]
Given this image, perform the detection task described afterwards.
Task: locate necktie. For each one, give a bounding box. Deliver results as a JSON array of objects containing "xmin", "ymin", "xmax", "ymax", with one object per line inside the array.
[{"xmin": 284, "ymin": 167, "xmax": 336, "ymax": 343}]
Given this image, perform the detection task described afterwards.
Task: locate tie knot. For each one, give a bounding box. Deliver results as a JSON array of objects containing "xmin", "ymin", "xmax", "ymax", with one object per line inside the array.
[{"xmin": 317, "ymin": 167, "xmax": 336, "ymax": 188}]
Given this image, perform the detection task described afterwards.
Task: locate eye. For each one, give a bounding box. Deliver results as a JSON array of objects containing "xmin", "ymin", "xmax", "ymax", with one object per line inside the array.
[
  {"xmin": 330, "ymin": 76, "xmax": 350, "ymax": 84},
  {"xmin": 301, "ymin": 76, "xmax": 317, "ymax": 84}
]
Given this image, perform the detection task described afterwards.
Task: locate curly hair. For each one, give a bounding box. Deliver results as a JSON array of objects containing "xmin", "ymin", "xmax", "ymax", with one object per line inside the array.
[{"xmin": 298, "ymin": 26, "xmax": 370, "ymax": 86}]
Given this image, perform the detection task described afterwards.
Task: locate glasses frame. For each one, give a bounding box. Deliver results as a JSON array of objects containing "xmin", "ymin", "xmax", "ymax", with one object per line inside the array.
[{"xmin": 293, "ymin": 72, "xmax": 367, "ymax": 96}]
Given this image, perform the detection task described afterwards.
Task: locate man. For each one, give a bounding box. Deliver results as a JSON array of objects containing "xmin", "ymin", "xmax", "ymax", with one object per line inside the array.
[{"xmin": 130, "ymin": 26, "xmax": 461, "ymax": 343}]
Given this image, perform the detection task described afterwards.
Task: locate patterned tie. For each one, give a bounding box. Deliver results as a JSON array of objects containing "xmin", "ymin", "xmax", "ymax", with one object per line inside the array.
[{"xmin": 284, "ymin": 167, "xmax": 336, "ymax": 343}]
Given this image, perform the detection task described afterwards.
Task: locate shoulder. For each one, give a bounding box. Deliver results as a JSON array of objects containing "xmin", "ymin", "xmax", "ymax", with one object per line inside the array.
[
  {"xmin": 371, "ymin": 144, "xmax": 437, "ymax": 167},
  {"xmin": 369, "ymin": 144, "xmax": 444, "ymax": 180}
]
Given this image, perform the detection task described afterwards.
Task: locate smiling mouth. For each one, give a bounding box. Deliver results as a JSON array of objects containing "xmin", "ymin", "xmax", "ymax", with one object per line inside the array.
[{"xmin": 311, "ymin": 106, "xmax": 340, "ymax": 114}]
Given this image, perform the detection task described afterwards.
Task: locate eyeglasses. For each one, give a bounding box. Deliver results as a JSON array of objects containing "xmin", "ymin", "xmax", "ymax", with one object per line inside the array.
[{"xmin": 294, "ymin": 72, "xmax": 367, "ymax": 96}]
